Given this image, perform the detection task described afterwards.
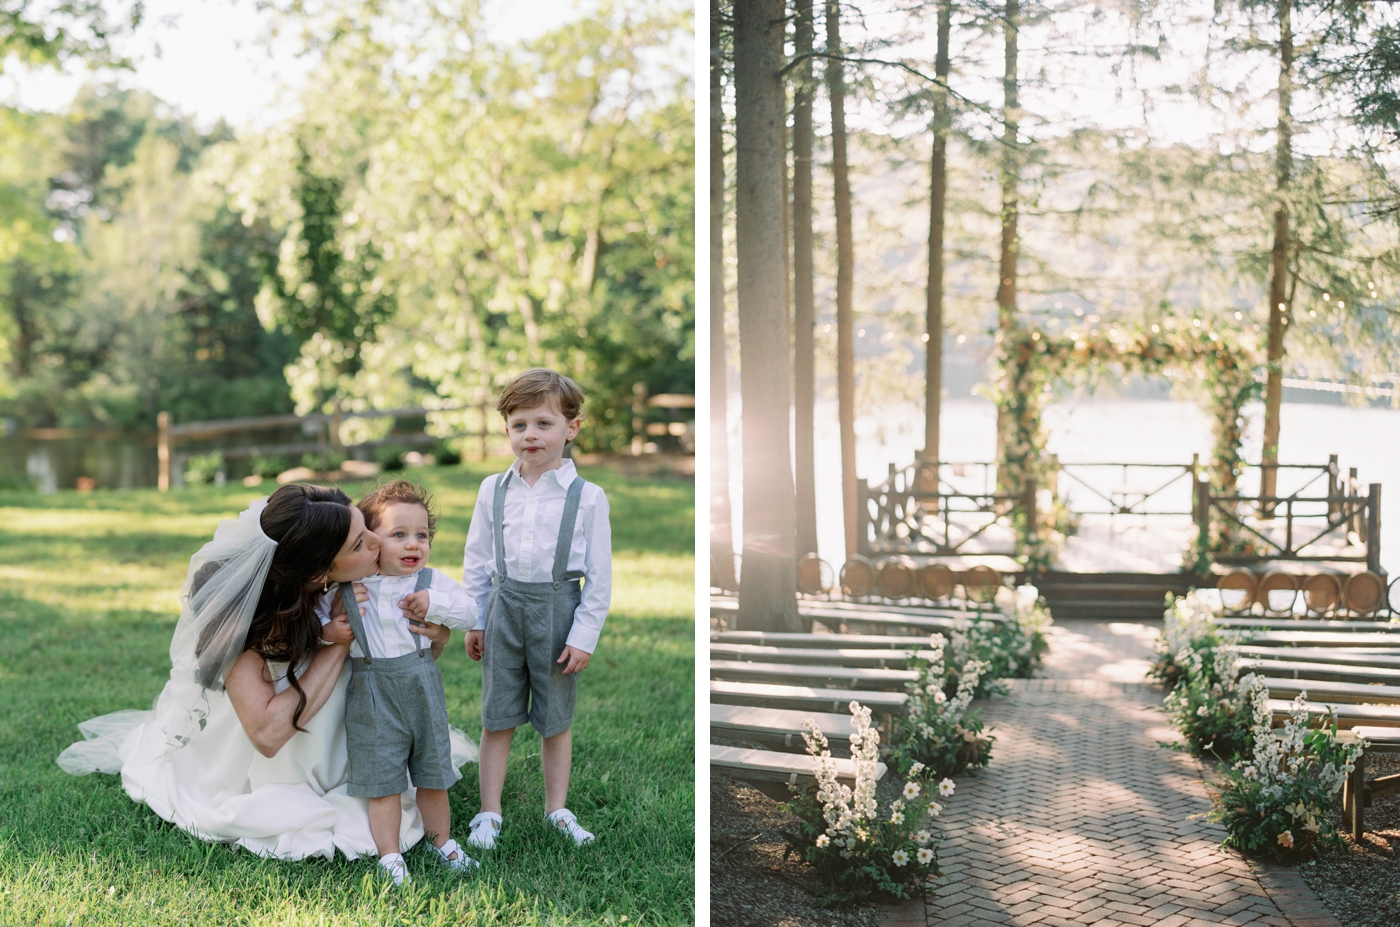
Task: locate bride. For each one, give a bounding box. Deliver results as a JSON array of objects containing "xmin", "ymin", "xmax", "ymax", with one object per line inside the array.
[{"xmin": 57, "ymin": 483, "xmax": 476, "ymax": 860}]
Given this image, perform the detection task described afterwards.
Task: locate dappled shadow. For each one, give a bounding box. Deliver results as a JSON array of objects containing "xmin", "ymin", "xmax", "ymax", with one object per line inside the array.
[{"xmin": 923, "ymin": 682, "xmax": 1285, "ymax": 925}]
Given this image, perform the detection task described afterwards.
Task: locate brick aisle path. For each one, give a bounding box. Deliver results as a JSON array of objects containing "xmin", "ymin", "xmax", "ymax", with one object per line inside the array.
[{"xmin": 884, "ymin": 619, "xmax": 1341, "ymax": 927}]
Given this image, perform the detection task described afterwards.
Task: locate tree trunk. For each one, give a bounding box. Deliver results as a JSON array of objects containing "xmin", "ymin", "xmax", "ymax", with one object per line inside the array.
[
  {"xmin": 792, "ymin": 0, "xmax": 818, "ymax": 557},
  {"xmin": 1261, "ymin": 0, "xmax": 1293, "ymax": 514},
  {"xmin": 710, "ymin": 0, "xmax": 737, "ymax": 590},
  {"xmin": 735, "ymin": 0, "xmax": 800, "ymax": 631},
  {"xmin": 828, "ymin": 0, "xmax": 858, "ymax": 560},
  {"xmin": 922, "ymin": 0, "xmax": 952, "ymax": 488},
  {"xmin": 995, "ymin": 0, "xmax": 1019, "ymax": 482}
]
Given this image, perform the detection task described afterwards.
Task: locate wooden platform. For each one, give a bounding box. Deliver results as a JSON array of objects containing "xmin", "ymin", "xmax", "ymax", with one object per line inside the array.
[
  {"xmin": 711, "ymin": 631, "xmax": 940, "ymax": 649},
  {"xmin": 709, "ymin": 643, "xmax": 939, "ymax": 668},
  {"xmin": 709, "ymin": 680, "xmax": 909, "ymax": 715},
  {"xmin": 710, "ymin": 704, "xmax": 858, "ymax": 753},
  {"xmin": 711, "ymin": 744, "xmax": 885, "ymax": 800},
  {"xmin": 709, "ymin": 659, "xmax": 917, "ymax": 690}
]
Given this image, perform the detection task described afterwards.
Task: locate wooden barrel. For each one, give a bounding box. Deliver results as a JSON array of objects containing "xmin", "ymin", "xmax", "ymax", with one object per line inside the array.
[
  {"xmin": 962, "ymin": 565, "xmax": 1002, "ymax": 605},
  {"xmin": 1217, "ymin": 569, "xmax": 1256, "ymax": 613},
  {"xmin": 797, "ymin": 553, "xmax": 827, "ymax": 596},
  {"xmin": 1300, "ymin": 573, "xmax": 1340, "ymax": 615},
  {"xmin": 1344, "ymin": 571, "xmax": 1386, "ymax": 616},
  {"xmin": 840, "ymin": 556, "xmax": 877, "ymax": 599},
  {"xmin": 920, "ymin": 562, "xmax": 957, "ymax": 602},
  {"xmin": 1256, "ymin": 571, "xmax": 1298, "ymax": 615},
  {"xmin": 876, "ymin": 558, "xmax": 917, "ymax": 600}
]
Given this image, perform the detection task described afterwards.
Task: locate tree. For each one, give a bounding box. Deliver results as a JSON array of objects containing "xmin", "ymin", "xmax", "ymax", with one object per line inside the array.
[
  {"xmin": 1260, "ymin": 0, "xmax": 1293, "ymax": 509},
  {"xmin": 734, "ymin": 0, "xmax": 800, "ymax": 631},
  {"xmin": 792, "ymin": 0, "xmax": 819, "ymax": 557},
  {"xmin": 922, "ymin": 0, "xmax": 953, "ymax": 483},
  {"xmin": 827, "ymin": 0, "xmax": 859, "ymax": 560},
  {"xmin": 711, "ymin": 0, "xmax": 736, "ymax": 589}
]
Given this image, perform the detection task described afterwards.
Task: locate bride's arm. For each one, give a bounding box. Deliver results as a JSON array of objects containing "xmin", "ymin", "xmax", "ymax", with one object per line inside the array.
[{"xmin": 225, "ymin": 634, "xmax": 351, "ymax": 758}]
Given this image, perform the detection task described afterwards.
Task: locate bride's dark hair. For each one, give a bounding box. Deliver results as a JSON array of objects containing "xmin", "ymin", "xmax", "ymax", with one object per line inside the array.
[{"xmin": 243, "ymin": 483, "xmax": 354, "ymax": 732}]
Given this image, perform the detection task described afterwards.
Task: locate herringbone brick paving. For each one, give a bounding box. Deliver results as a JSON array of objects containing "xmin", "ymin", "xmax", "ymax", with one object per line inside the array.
[{"xmin": 884, "ymin": 620, "xmax": 1340, "ymax": 927}]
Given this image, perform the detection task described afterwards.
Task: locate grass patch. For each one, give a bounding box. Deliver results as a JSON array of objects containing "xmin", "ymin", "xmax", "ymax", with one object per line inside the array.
[{"xmin": 0, "ymin": 459, "xmax": 694, "ymax": 926}]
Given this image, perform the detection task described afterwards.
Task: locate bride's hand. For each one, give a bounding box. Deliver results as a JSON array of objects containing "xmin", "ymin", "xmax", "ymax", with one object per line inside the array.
[{"xmin": 407, "ymin": 619, "xmax": 450, "ymax": 646}]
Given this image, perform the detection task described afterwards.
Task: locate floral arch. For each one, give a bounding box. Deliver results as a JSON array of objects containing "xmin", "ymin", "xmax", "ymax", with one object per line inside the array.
[{"xmin": 991, "ymin": 313, "xmax": 1263, "ymax": 571}]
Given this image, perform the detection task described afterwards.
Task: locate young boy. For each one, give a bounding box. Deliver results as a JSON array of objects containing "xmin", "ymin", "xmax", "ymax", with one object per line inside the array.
[
  {"xmin": 461, "ymin": 368, "xmax": 612, "ymax": 850},
  {"xmin": 330, "ymin": 480, "xmax": 479, "ymax": 885}
]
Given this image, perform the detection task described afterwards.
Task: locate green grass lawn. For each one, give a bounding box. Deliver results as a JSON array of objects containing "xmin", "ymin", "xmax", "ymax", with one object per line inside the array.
[{"xmin": 0, "ymin": 459, "xmax": 695, "ymax": 926}]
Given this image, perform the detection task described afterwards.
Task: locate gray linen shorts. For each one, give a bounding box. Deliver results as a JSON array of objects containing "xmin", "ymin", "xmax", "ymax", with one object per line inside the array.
[
  {"xmin": 345, "ymin": 651, "xmax": 459, "ymax": 797},
  {"xmin": 481, "ymin": 575, "xmax": 582, "ymax": 738}
]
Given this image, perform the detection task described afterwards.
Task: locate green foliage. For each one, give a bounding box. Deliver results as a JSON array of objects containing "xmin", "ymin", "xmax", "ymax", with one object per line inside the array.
[
  {"xmin": 183, "ymin": 452, "xmax": 225, "ymax": 485},
  {"xmin": 1212, "ymin": 691, "xmax": 1362, "ymax": 862},
  {"xmin": 249, "ymin": 454, "xmax": 290, "ymax": 480},
  {"xmin": 895, "ymin": 636, "xmax": 993, "ymax": 779},
  {"xmin": 781, "ymin": 704, "xmax": 947, "ymax": 908},
  {"xmin": 1156, "ymin": 591, "xmax": 1255, "ymax": 760},
  {"xmin": 0, "ymin": 460, "xmax": 694, "ymax": 924}
]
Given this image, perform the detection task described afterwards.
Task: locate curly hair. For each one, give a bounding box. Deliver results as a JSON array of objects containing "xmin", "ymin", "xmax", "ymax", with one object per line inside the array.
[{"xmin": 357, "ymin": 479, "xmax": 437, "ymax": 541}]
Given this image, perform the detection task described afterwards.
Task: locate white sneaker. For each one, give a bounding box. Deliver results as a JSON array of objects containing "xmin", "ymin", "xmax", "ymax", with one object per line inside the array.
[
  {"xmin": 466, "ymin": 811, "xmax": 502, "ymax": 850},
  {"xmin": 546, "ymin": 808, "xmax": 595, "ymax": 846},
  {"xmin": 432, "ymin": 838, "xmax": 478, "ymax": 872},
  {"xmin": 379, "ymin": 852, "xmax": 411, "ymax": 886}
]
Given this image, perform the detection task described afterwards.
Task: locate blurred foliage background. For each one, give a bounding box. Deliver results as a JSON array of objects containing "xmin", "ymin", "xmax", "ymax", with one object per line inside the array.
[{"xmin": 0, "ymin": 0, "xmax": 694, "ymax": 454}]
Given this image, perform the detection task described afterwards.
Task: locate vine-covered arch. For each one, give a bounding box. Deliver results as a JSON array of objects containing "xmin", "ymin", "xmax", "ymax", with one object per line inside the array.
[{"xmin": 992, "ymin": 314, "xmax": 1263, "ymax": 570}]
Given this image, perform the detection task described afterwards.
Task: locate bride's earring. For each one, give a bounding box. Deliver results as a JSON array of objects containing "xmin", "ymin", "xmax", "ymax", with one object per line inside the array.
[{"xmin": 322, "ymin": 577, "xmax": 328, "ymax": 592}]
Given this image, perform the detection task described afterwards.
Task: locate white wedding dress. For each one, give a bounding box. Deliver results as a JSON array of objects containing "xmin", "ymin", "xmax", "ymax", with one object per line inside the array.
[{"xmin": 58, "ymin": 659, "xmax": 478, "ymax": 860}]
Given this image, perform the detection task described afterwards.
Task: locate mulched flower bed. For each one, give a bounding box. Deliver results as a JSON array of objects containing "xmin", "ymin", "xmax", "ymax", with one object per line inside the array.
[
  {"xmin": 710, "ymin": 774, "xmax": 884, "ymax": 927},
  {"xmin": 1299, "ymin": 754, "xmax": 1400, "ymax": 927}
]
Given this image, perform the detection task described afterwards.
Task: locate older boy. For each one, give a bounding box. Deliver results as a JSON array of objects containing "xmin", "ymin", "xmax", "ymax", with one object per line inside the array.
[{"xmin": 461, "ymin": 368, "xmax": 612, "ymax": 850}]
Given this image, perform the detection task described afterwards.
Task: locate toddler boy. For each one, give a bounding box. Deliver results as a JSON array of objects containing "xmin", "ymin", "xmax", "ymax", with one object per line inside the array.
[
  {"xmin": 461, "ymin": 368, "xmax": 612, "ymax": 850},
  {"xmin": 331, "ymin": 480, "xmax": 479, "ymax": 885}
]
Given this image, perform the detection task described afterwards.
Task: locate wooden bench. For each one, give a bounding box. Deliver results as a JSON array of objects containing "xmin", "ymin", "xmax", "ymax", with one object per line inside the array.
[
  {"xmin": 710, "ymin": 660, "xmax": 918, "ymax": 691},
  {"xmin": 710, "ymin": 643, "xmax": 941, "ymax": 669},
  {"xmin": 1242, "ymin": 630, "xmax": 1400, "ymax": 649},
  {"xmin": 1239, "ymin": 659, "xmax": 1400, "ymax": 687},
  {"xmin": 1266, "ymin": 698, "xmax": 1400, "ymax": 729},
  {"xmin": 711, "ymin": 744, "xmax": 886, "ymax": 801},
  {"xmin": 710, "ymin": 704, "xmax": 858, "ymax": 754},
  {"xmin": 1341, "ymin": 727, "xmax": 1400, "ymax": 840},
  {"xmin": 1233, "ymin": 645, "xmax": 1400, "ymax": 666},
  {"xmin": 805, "ymin": 599, "xmax": 1005, "ymax": 623},
  {"xmin": 711, "ymin": 631, "xmax": 941, "ymax": 650},
  {"xmin": 1217, "ymin": 617, "xmax": 1398, "ymax": 632},
  {"xmin": 710, "ymin": 680, "xmax": 909, "ymax": 715},
  {"xmin": 1262, "ymin": 677, "xmax": 1400, "ymax": 707}
]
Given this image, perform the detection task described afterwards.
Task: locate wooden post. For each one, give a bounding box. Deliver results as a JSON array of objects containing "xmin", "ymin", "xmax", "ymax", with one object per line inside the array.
[
  {"xmin": 631, "ymin": 381, "xmax": 647, "ymax": 456},
  {"xmin": 856, "ymin": 480, "xmax": 870, "ymax": 556},
  {"xmin": 477, "ymin": 387, "xmax": 489, "ymax": 461},
  {"xmin": 157, "ymin": 411, "xmax": 171, "ymax": 492},
  {"xmin": 1351, "ymin": 467, "xmax": 1361, "ymax": 538},
  {"xmin": 1327, "ymin": 453, "xmax": 1339, "ymax": 518},
  {"xmin": 1195, "ymin": 476, "xmax": 1211, "ymax": 555},
  {"xmin": 1368, "ymin": 483, "xmax": 1382, "ymax": 574}
]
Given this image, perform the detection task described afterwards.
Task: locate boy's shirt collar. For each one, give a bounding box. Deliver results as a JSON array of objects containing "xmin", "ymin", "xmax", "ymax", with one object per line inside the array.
[
  {"xmin": 509, "ymin": 457, "xmax": 577, "ymax": 488},
  {"xmin": 360, "ymin": 569, "xmax": 426, "ymax": 584}
]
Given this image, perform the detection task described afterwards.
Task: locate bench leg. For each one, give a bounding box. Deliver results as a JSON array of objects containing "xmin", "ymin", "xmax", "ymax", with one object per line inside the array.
[{"xmin": 1349, "ymin": 753, "xmax": 1366, "ymax": 843}]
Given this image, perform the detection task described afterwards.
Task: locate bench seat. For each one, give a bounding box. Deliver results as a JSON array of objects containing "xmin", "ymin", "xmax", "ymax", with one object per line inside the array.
[
  {"xmin": 1232, "ymin": 645, "xmax": 1400, "ymax": 666},
  {"xmin": 710, "ymin": 680, "xmax": 908, "ymax": 715},
  {"xmin": 710, "ymin": 704, "xmax": 858, "ymax": 754},
  {"xmin": 1217, "ymin": 617, "xmax": 1398, "ymax": 632},
  {"xmin": 711, "ymin": 744, "xmax": 885, "ymax": 799},
  {"xmin": 1263, "ymin": 677, "xmax": 1400, "ymax": 706},
  {"xmin": 711, "ymin": 631, "xmax": 941, "ymax": 650},
  {"xmin": 1239, "ymin": 659, "xmax": 1400, "ymax": 687},
  {"xmin": 1267, "ymin": 698, "xmax": 1400, "ymax": 728},
  {"xmin": 710, "ymin": 659, "xmax": 917, "ymax": 691},
  {"xmin": 710, "ymin": 643, "xmax": 940, "ymax": 669},
  {"xmin": 1243, "ymin": 630, "xmax": 1400, "ymax": 648}
]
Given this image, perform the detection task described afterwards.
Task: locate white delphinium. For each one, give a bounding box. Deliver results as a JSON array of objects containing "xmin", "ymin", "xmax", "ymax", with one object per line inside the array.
[{"xmin": 801, "ymin": 702, "xmax": 882, "ymax": 850}]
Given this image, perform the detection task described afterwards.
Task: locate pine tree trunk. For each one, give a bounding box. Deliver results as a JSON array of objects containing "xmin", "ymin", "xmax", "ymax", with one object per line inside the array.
[
  {"xmin": 995, "ymin": 0, "xmax": 1019, "ymax": 484},
  {"xmin": 827, "ymin": 0, "xmax": 859, "ymax": 560},
  {"xmin": 792, "ymin": 0, "xmax": 818, "ymax": 558},
  {"xmin": 923, "ymin": 0, "xmax": 952, "ymax": 486},
  {"xmin": 1261, "ymin": 0, "xmax": 1293, "ymax": 514},
  {"xmin": 735, "ymin": 0, "xmax": 800, "ymax": 631},
  {"xmin": 709, "ymin": 0, "xmax": 737, "ymax": 589}
]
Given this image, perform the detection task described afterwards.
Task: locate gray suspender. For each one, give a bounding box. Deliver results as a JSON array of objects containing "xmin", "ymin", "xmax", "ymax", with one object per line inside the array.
[
  {"xmin": 491, "ymin": 469, "xmax": 587, "ymax": 588},
  {"xmin": 337, "ymin": 567, "xmax": 435, "ymax": 664}
]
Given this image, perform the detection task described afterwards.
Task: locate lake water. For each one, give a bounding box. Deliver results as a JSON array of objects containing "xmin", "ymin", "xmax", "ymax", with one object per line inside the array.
[{"xmin": 720, "ymin": 397, "xmax": 1400, "ymax": 575}]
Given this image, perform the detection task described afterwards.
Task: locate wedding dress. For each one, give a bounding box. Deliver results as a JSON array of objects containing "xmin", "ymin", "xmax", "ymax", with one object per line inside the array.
[
  {"xmin": 55, "ymin": 496, "xmax": 476, "ymax": 860},
  {"xmin": 58, "ymin": 659, "xmax": 478, "ymax": 860}
]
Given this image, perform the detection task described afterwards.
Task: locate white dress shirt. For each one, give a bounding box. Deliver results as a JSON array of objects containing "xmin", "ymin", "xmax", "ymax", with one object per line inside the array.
[
  {"xmin": 317, "ymin": 568, "xmax": 477, "ymax": 660},
  {"xmin": 461, "ymin": 458, "xmax": 612, "ymax": 654}
]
